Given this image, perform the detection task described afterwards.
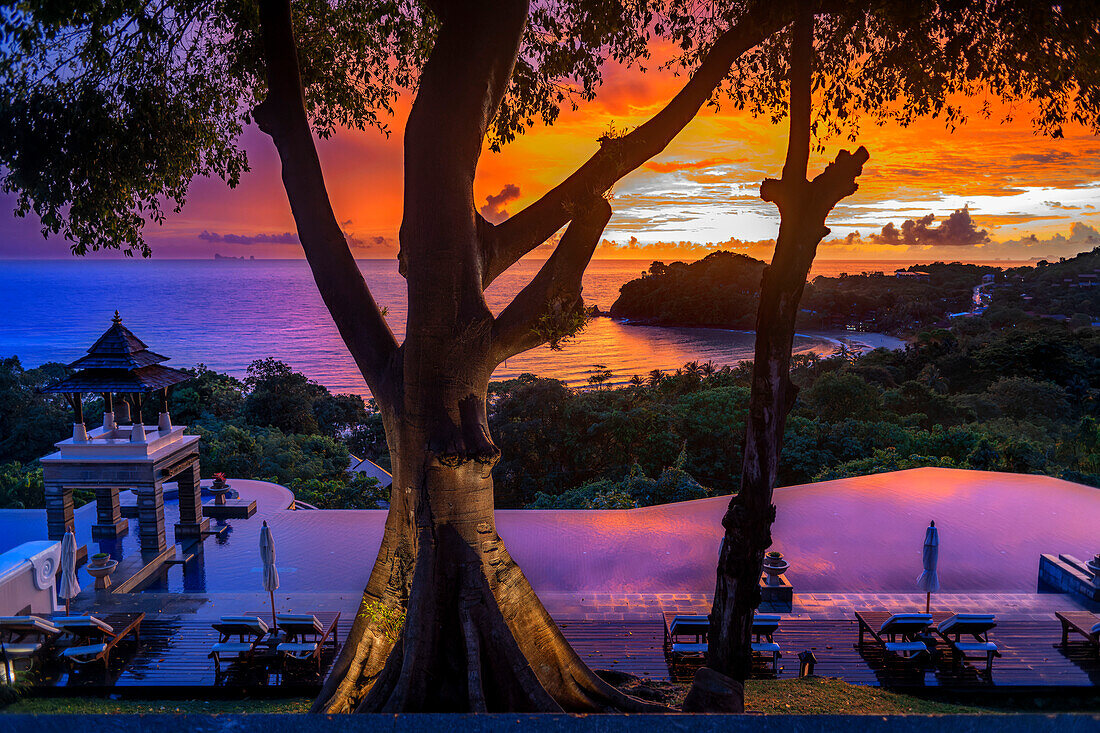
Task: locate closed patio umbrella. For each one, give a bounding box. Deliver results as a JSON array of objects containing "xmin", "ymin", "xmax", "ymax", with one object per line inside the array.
[
  {"xmin": 916, "ymin": 520, "xmax": 940, "ymax": 613},
  {"xmin": 59, "ymin": 530, "xmax": 80, "ymax": 615},
  {"xmin": 260, "ymin": 521, "xmax": 279, "ymax": 630}
]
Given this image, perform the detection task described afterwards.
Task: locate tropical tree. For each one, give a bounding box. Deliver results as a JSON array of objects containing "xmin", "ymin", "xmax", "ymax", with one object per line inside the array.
[
  {"xmin": 684, "ymin": 2, "xmax": 1100, "ymax": 714},
  {"xmin": 685, "ymin": 8, "xmax": 868, "ymax": 710},
  {"xmin": 3, "ymin": 0, "xmax": 1099, "ymax": 715}
]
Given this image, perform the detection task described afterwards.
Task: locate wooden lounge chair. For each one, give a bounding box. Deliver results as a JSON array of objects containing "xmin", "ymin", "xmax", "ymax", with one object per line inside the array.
[
  {"xmin": 275, "ymin": 613, "xmax": 340, "ymax": 677},
  {"xmin": 664, "ymin": 614, "xmax": 709, "ymax": 659},
  {"xmin": 0, "ymin": 615, "xmax": 61, "ymax": 667},
  {"xmin": 935, "ymin": 613, "xmax": 1000, "ymax": 676},
  {"xmin": 751, "ymin": 614, "xmax": 783, "ymax": 673},
  {"xmin": 1056, "ymin": 611, "xmax": 1100, "ymax": 653},
  {"xmin": 209, "ymin": 615, "xmax": 270, "ymax": 679},
  {"xmin": 664, "ymin": 613, "xmax": 782, "ymax": 672},
  {"xmin": 53, "ymin": 613, "xmax": 144, "ymax": 668},
  {"xmin": 855, "ymin": 612, "xmax": 932, "ymax": 662}
]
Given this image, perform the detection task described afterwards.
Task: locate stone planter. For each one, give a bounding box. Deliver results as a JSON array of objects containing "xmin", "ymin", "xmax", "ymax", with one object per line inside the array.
[
  {"xmin": 763, "ymin": 553, "xmax": 789, "ymax": 587},
  {"xmin": 89, "ymin": 553, "xmax": 111, "ymax": 568},
  {"xmin": 210, "ymin": 479, "xmax": 232, "ymax": 506},
  {"xmin": 1087, "ymin": 555, "xmax": 1100, "ymax": 578},
  {"xmin": 87, "ymin": 558, "xmax": 118, "ymax": 590}
]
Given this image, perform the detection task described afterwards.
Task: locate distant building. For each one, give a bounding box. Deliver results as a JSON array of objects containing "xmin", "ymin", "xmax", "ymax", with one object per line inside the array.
[
  {"xmin": 894, "ymin": 270, "xmax": 931, "ymax": 282},
  {"xmin": 349, "ymin": 454, "xmax": 393, "ymax": 490}
]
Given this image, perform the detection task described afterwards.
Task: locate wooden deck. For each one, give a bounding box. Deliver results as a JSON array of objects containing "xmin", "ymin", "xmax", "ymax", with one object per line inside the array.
[
  {"xmin": 646, "ymin": 613, "xmax": 1100, "ymax": 688},
  {"xmin": 18, "ymin": 611, "xmax": 1100, "ymax": 694},
  {"xmin": 28, "ymin": 611, "xmax": 347, "ymax": 695}
]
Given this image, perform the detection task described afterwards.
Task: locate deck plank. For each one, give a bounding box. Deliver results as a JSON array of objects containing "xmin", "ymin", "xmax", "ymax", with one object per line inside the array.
[{"xmin": 22, "ymin": 611, "xmax": 1099, "ymax": 693}]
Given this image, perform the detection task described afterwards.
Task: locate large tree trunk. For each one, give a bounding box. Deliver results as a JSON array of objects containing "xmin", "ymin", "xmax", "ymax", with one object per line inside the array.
[
  {"xmin": 306, "ymin": 0, "xmax": 655, "ymax": 713},
  {"xmin": 253, "ymin": 0, "xmax": 798, "ymax": 713},
  {"xmin": 319, "ymin": 380, "xmax": 648, "ymax": 712},
  {"xmin": 683, "ymin": 10, "xmax": 868, "ymax": 712}
]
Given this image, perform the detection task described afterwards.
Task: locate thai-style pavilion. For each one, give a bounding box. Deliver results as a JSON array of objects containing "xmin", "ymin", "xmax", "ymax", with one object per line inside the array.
[{"xmin": 39, "ymin": 313, "xmax": 208, "ymax": 558}]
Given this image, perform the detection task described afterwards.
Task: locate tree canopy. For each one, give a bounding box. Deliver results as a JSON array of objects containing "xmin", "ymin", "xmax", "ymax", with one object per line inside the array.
[{"xmin": 2, "ymin": 1, "xmax": 1097, "ymax": 257}]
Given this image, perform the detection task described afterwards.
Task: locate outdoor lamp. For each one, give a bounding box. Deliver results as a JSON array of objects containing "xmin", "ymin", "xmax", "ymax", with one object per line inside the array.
[
  {"xmin": 798, "ymin": 650, "xmax": 818, "ymax": 678},
  {"xmin": 0, "ymin": 641, "xmax": 13, "ymax": 686}
]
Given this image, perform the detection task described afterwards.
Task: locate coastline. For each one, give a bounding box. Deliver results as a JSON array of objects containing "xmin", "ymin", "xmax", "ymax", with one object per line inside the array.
[
  {"xmin": 602, "ymin": 311, "xmax": 908, "ymax": 356},
  {"xmin": 799, "ymin": 329, "xmax": 909, "ymax": 353}
]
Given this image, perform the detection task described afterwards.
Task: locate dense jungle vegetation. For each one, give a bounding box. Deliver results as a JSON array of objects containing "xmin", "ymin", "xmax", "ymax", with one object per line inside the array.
[
  {"xmin": 0, "ymin": 357, "xmax": 387, "ymax": 510},
  {"xmin": 3, "ymin": 275, "xmax": 1098, "ymax": 511}
]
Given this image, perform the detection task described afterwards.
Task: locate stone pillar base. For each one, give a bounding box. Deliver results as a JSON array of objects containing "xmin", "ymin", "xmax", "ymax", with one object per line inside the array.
[
  {"xmin": 204, "ymin": 499, "xmax": 257, "ymax": 519},
  {"xmin": 91, "ymin": 518, "xmax": 129, "ymax": 539},
  {"xmin": 759, "ymin": 573, "xmax": 793, "ymax": 613},
  {"xmin": 174, "ymin": 517, "xmax": 210, "ymax": 538}
]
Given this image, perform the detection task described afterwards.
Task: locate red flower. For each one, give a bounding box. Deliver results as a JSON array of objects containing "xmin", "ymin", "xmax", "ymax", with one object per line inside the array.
[{"xmin": 213, "ymin": 472, "xmax": 226, "ymax": 481}]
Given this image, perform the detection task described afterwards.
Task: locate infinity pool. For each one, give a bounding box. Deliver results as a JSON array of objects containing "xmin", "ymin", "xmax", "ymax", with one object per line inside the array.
[{"xmin": 1, "ymin": 468, "xmax": 1095, "ymax": 595}]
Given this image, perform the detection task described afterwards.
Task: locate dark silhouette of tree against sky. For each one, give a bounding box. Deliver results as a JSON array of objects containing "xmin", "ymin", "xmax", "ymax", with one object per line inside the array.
[
  {"xmin": 683, "ymin": 8, "xmax": 868, "ymax": 712},
  {"xmin": 2, "ymin": 0, "xmax": 1099, "ymax": 714}
]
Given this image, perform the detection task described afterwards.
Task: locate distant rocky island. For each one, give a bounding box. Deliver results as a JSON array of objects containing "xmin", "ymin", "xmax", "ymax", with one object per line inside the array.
[
  {"xmin": 609, "ymin": 248, "xmax": 1100, "ymax": 336},
  {"xmin": 214, "ymin": 253, "xmax": 256, "ymax": 261}
]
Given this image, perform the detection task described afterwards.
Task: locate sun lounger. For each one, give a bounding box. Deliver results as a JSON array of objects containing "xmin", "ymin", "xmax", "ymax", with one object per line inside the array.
[
  {"xmin": 53, "ymin": 613, "xmax": 144, "ymax": 668},
  {"xmin": 0, "ymin": 615, "xmax": 61, "ymax": 664},
  {"xmin": 751, "ymin": 614, "xmax": 782, "ymax": 673},
  {"xmin": 1056, "ymin": 611, "xmax": 1100, "ymax": 653},
  {"xmin": 935, "ymin": 613, "xmax": 1000, "ymax": 676},
  {"xmin": 665, "ymin": 615, "xmax": 709, "ymax": 657},
  {"xmin": 209, "ymin": 615, "xmax": 270, "ymax": 679},
  {"xmin": 856, "ymin": 612, "xmax": 932, "ymax": 661},
  {"xmin": 275, "ymin": 613, "xmax": 340, "ymax": 676},
  {"xmin": 664, "ymin": 613, "xmax": 782, "ymax": 672}
]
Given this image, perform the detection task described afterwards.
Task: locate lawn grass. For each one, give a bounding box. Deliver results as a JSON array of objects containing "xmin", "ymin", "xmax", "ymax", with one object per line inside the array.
[
  {"xmin": 1, "ymin": 697, "xmax": 311, "ymax": 714},
  {"xmin": 745, "ymin": 678, "xmax": 986, "ymax": 714}
]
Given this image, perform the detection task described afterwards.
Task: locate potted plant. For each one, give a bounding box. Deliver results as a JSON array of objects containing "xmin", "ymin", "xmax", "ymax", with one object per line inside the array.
[
  {"xmin": 90, "ymin": 552, "xmax": 110, "ymax": 568},
  {"xmin": 1087, "ymin": 553, "xmax": 1100, "ymax": 577},
  {"xmin": 762, "ymin": 551, "xmax": 789, "ymax": 586},
  {"xmin": 210, "ymin": 472, "xmax": 232, "ymax": 505}
]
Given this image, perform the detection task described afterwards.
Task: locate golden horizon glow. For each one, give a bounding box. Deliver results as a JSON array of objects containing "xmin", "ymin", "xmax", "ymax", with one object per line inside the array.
[{"xmin": 3, "ymin": 55, "xmax": 1098, "ymax": 264}]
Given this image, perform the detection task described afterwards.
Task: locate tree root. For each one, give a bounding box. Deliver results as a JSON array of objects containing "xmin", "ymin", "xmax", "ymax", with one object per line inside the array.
[{"xmin": 319, "ymin": 521, "xmax": 668, "ymax": 713}]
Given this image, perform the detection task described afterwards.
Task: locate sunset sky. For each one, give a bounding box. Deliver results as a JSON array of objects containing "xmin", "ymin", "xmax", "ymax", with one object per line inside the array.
[{"xmin": 2, "ymin": 54, "xmax": 1099, "ymax": 264}]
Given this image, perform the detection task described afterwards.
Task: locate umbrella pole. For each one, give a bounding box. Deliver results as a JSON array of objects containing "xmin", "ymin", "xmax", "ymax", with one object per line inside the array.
[
  {"xmin": 925, "ymin": 592, "xmax": 930, "ymax": 613},
  {"xmin": 270, "ymin": 590, "xmax": 276, "ymax": 632}
]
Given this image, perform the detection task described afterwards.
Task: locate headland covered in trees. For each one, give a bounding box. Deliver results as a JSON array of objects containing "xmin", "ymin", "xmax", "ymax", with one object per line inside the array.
[{"xmin": 609, "ymin": 248, "xmax": 1100, "ymax": 336}]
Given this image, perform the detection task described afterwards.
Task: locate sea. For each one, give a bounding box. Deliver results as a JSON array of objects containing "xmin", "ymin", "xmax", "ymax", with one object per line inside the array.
[{"xmin": 0, "ymin": 257, "xmax": 1012, "ymax": 397}]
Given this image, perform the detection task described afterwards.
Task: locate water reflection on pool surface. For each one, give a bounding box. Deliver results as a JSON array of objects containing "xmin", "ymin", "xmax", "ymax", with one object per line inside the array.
[
  {"xmin": 504, "ymin": 468, "xmax": 1098, "ymax": 594},
  {"xmin": 0, "ymin": 468, "xmax": 1094, "ymax": 595}
]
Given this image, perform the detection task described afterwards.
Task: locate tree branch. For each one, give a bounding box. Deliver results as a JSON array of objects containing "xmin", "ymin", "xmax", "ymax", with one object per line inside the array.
[
  {"xmin": 491, "ymin": 197, "xmax": 611, "ymax": 364},
  {"xmin": 255, "ymin": 0, "xmax": 399, "ymax": 401},
  {"xmin": 481, "ymin": 0, "xmax": 798, "ymax": 287},
  {"xmin": 782, "ymin": 9, "xmax": 812, "ymax": 182}
]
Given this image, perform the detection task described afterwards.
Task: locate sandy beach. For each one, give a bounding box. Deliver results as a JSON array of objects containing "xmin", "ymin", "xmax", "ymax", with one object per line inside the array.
[{"xmin": 799, "ymin": 329, "xmax": 909, "ymax": 354}]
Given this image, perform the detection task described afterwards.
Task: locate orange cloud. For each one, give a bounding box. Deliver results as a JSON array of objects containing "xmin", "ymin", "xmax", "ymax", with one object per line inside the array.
[
  {"xmin": 644, "ymin": 157, "xmax": 735, "ymax": 173},
  {"xmin": 12, "ymin": 49, "xmax": 1090, "ymax": 264}
]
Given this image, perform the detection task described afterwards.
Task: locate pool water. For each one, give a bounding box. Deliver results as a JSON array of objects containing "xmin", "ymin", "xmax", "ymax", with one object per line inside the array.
[{"xmin": 0, "ymin": 468, "xmax": 1095, "ymax": 595}]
